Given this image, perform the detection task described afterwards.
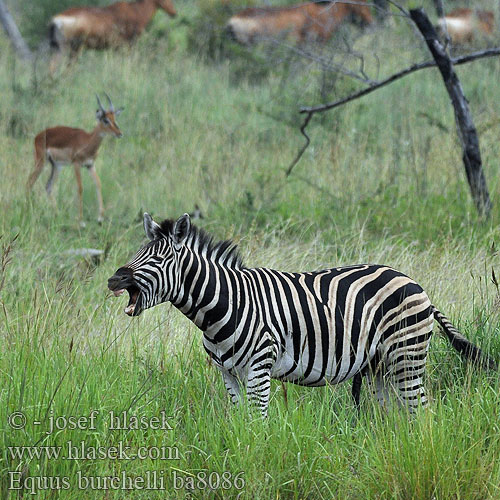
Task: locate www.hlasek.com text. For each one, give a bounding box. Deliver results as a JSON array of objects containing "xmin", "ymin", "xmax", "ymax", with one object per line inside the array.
[{"xmin": 9, "ymin": 440, "xmax": 180, "ymax": 461}]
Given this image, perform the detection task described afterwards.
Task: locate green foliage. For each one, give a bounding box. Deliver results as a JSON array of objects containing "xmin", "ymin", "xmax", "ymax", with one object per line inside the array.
[{"xmin": 186, "ymin": 0, "xmax": 254, "ymax": 61}]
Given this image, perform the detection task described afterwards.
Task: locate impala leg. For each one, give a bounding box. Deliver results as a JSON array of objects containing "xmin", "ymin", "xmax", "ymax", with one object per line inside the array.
[
  {"xmin": 49, "ymin": 21, "xmax": 65, "ymax": 76},
  {"xmin": 45, "ymin": 159, "xmax": 61, "ymax": 198},
  {"xmin": 26, "ymin": 163, "xmax": 44, "ymax": 193},
  {"xmin": 67, "ymin": 44, "xmax": 83, "ymax": 68},
  {"xmin": 49, "ymin": 50, "xmax": 63, "ymax": 77},
  {"xmin": 87, "ymin": 165, "xmax": 104, "ymax": 223},
  {"xmin": 26, "ymin": 151, "xmax": 46, "ymax": 193},
  {"xmin": 73, "ymin": 164, "xmax": 84, "ymax": 226}
]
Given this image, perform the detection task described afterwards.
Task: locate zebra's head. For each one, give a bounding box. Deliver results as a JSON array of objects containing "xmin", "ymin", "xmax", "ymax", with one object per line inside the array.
[{"xmin": 107, "ymin": 213, "xmax": 191, "ymax": 316}]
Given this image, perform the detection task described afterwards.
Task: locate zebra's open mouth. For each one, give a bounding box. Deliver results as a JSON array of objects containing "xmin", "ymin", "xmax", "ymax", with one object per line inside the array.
[
  {"xmin": 123, "ymin": 284, "xmax": 140, "ymax": 316},
  {"xmin": 108, "ymin": 269, "xmax": 142, "ymax": 316},
  {"xmin": 109, "ymin": 284, "xmax": 141, "ymax": 316}
]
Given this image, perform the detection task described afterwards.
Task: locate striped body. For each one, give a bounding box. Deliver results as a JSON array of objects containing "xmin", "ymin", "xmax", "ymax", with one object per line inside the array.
[
  {"xmin": 108, "ymin": 214, "xmax": 496, "ymax": 416},
  {"xmin": 190, "ymin": 265, "xmax": 431, "ymax": 387}
]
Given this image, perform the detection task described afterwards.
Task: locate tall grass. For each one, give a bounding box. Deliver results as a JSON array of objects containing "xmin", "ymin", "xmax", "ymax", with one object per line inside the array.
[{"xmin": 1, "ymin": 1, "xmax": 500, "ymax": 498}]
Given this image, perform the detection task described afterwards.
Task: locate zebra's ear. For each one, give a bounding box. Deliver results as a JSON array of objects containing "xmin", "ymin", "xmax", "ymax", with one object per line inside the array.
[
  {"xmin": 143, "ymin": 213, "xmax": 162, "ymax": 241},
  {"xmin": 173, "ymin": 213, "xmax": 191, "ymax": 245}
]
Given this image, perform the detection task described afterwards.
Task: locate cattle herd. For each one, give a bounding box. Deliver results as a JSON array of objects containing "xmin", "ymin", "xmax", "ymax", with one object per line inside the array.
[{"xmin": 26, "ymin": 0, "xmax": 497, "ymax": 224}]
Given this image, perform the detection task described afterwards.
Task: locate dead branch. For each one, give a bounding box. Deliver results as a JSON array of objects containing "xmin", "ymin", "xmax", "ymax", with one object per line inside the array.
[
  {"xmin": 285, "ymin": 112, "xmax": 313, "ymax": 177},
  {"xmin": 300, "ymin": 47, "xmax": 500, "ymax": 115},
  {"xmin": 410, "ymin": 7, "xmax": 491, "ymax": 217},
  {"xmin": 268, "ymin": 38, "xmax": 377, "ymax": 85},
  {"xmin": 287, "ymin": 47, "xmax": 500, "ymax": 177},
  {"xmin": 0, "ymin": 0, "xmax": 32, "ymax": 60}
]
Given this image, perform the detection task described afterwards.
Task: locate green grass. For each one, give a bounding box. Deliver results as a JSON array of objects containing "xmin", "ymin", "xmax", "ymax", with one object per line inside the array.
[{"xmin": 1, "ymin": 0, "xmax": 500, "ymax": 498}]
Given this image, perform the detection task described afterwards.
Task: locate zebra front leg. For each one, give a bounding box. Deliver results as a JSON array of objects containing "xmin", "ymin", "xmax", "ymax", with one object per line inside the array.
[
  {"xmin": 246, "ymin": 361, "xmax": 273, "ymax": 418},
  {"xmin": 222, "ymin": 371, "xmax": 242, "ymax": 406},
  {"xmin": 246, "ymin": 335, "xmax": 277, "ymax": 418}
]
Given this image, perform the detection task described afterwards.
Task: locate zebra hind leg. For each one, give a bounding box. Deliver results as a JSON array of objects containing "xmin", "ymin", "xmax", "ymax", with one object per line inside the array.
[
  {"xmin": 385, "ymin": 329, "xmax": 433, "ymax": 412},
  {"xmin": 351, "ymin": 373, "xmax": 362, "ymax": 411},
  {"xmin": 367, "ymin": 371, "xmax": 394, "ymax": 411},
  {"xmin": 222, "ymin": 371, "xmax": 242, "ymax": 406}
]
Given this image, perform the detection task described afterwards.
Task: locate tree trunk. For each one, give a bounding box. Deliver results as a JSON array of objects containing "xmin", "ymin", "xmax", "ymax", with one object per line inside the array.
[
  {"xmin": 0, "ymin": 0, "xmax": 32, "ymax": 60},
  {"xmin": 409, "ymin": 8, "xmax": 491, "ymax": 217},
  {"xmin": 433, "ymin": 0, "xmax": 445, "ymax": 18}
]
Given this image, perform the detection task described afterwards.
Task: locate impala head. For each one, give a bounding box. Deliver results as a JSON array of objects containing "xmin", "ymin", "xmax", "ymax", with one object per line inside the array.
[
  {"xmin": 156, "ymin": 0, "xmax": 177, "ymax": 17},
  {"xmin": 108, "ymin": 213, "xmax": 191, "ymax": 316},
  {"xmin": 96, "ymin": 93, "xmax": 124, "ymax": 138}
]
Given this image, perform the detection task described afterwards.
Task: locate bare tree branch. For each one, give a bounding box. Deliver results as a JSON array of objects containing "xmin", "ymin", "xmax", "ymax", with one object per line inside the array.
[
  {"xmin": 287, "ymin": 47, "xmax": 500, "ymax": 193},
  {"xmin": 285, "ymin": 112, "xmax": 313, "ymax": 177},
  {"xmin": 385, "ymin": 0, "xmax": 409, "ymax": 17},
  {"xmin": 0, "ymin": 0, "xmax": 32, "ymax": 60},
  {"xmin": 300, "ymin": 47, "xmax": 500, "ymax": 115},
  {"xmin": 267, "ymin": 37, "xmax": 377, "ymax": 85}
]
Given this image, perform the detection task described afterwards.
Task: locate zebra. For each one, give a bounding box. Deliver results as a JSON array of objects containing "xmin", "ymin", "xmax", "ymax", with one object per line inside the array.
[{"xmin": 107, "ymin": 213, "xmax": 497, "ymax": 417}]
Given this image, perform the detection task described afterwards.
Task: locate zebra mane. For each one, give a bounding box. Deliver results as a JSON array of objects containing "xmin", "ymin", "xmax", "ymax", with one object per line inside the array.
[{"xmin": 159, "ymin": 219, "xmax": 244, "ymax": 269}]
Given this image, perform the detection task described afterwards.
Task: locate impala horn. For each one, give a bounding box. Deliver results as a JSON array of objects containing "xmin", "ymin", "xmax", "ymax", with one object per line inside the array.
[
  {"xmin": 96, "ymin": 93, "xmax": 106, "ymax": 114},
  {"xmin": 105, "ymin": 92, "xmax": 115, "ymax": 113}
]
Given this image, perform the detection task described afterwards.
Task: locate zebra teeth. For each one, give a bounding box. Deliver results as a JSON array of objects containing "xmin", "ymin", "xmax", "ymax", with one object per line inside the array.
[
  {"xmin": 113, "ymin": 289, "xmax": 125, "ymax": 297},
  {"xmin": 124, "ymin": 304, "xmax": 136, "ymax": 316}
]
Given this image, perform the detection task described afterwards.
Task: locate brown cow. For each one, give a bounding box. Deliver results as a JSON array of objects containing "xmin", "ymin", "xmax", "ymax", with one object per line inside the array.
[
  {"xmin": 437, "ymin": 8, "xmax": 494, "ymax": 44},
  {"xmin": 226, "ymin": 0, "xmax": 373, "ymax": 45},
  {"xmin": 49, "ymin": 0, "xmax": 176, "ymax": 66}
]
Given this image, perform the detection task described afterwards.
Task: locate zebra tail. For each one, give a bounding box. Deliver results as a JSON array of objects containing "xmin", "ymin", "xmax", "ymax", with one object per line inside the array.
[{"xmin": 432, "ymin": 305, "xmax": 497, "ymax": 371}]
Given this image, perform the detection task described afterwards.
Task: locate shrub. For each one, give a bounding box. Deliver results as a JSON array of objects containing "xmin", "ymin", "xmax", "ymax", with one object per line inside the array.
[{"xmin": 187, "ymin": 0, "xmax": 259, "ymax": 61}]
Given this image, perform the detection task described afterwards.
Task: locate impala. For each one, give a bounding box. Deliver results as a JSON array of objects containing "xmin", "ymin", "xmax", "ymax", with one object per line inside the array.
[
  {"xmin": 437, "ymin": 8, "xmax": 494, "ymax": 44},
  {"xmin": 27, "ymin": 94, "xmax": 123, "ymax": 226},
  {"xmin": 49, "ymin": 0, "xmax": 177, "ymax": 69},
  {"xmin": 226, "ymin": 0, "xmax": 373, "ymax": 45}
]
